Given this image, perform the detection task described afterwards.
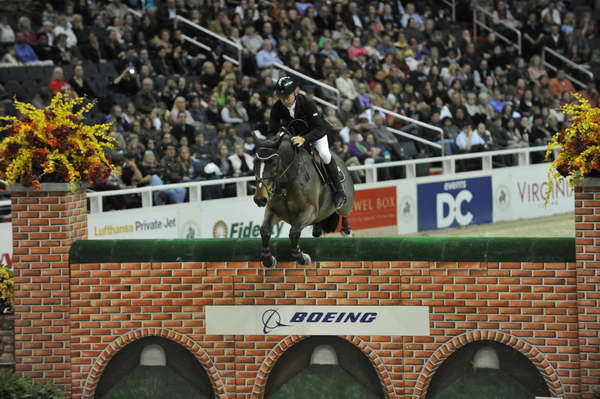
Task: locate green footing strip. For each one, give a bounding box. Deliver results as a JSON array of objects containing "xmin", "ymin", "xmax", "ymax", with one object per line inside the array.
[{"xmin": 70, "ymin": 237, "xmax": 575, "ymax": 264}]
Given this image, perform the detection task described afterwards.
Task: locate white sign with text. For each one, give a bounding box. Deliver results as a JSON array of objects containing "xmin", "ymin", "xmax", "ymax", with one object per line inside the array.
[{"xmin": 205, "ymin": 306, "xmax": 430, "ymax": 336}]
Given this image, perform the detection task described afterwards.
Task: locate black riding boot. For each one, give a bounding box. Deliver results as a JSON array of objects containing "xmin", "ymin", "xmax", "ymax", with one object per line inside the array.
[{"xmin": 325, "ymin": 158, "xmax": 347, "ymax": 209}]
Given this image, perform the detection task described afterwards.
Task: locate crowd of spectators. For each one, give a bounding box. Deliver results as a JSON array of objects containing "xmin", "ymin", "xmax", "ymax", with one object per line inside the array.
[{"xmin": 0, "ymin": 0, "xmax": 599, "ymax": 209}]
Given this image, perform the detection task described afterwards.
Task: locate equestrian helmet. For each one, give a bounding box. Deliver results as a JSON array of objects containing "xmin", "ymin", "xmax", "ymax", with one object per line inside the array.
[{"xmin": 275, "ymin": 76, "xmax": 297, "ymax": 98}]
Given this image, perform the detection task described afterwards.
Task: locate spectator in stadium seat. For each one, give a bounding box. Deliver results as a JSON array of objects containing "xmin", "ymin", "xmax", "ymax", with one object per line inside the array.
[
  {"xmin": 256, "ymin": 39, "xmax": 282, "ymax": 80},
  {"xmin": 113, "ymin": 65, "xmax": 139, "ymax": 97},
  {"xmin": 400, "ymin": 2, "xmax": 423, "ymax": 29},
  {"xmin": 103, "ymin": 29, "xmax": 124, "ymax": 61},
  {"xmin": 135, "ymin": 77, "xmax": 158, "ymax": 114},
  {"xmin": 14, "ymin": 31, "xmax": 39, "ymax": 63},
  {"xmin": 0, "ymin": 46, "xmax": 18, "ymax": 64},
  {"xmin": 228, "ymin": 143, "xmax": 254, "ymax": 177},
  {"xmin": 336, "ymin": 69, "xmax": 359, "ymax": 100},
  {"xmin": 455, "ymin": 124, "xmax": 486, "ymax": 153},
  {"xmin": 541, "ymin": 1, "xmax": 561, "ymax": 26},
  {"xmin": 199, "ymin": 61, "xmax": 220, "ymax": 91},
  {"xmin": 90, "ymin": 13, "xmax": 108, "ymax": 43},
  {"xmin": 172, "ymin": 110, "xmax": 195, "ymax": 144},
  {"xmin": 32, "ymin": 32, "xmax": 51, "ymax": 62},
  {"xmin": 48, "ymin": 67, "xmax": 69, "ymax": 94},
  {"xmin": 0, "ymin": 15, "xmax": 15, "ymax": 45},
  {"xmin": 548, "ymin": 69, "xmax": 575, "ymax": 98},
  {"xmin": 80, "ymin": 32, "xmax": 105, "ymax": 63},
  {"xmin": 241, "ymin": 24, "xmax": 263, "ymax": 56},
  {"xmin": 16, "ymin": 16, "xmax": 36, "ymax": 46},
  {"xmin": 53, "ymin": 15, "xmax": 78, "ymax": 49},
  {"xmin": 69, "ymin": 64, "xmax": 97, "ymax": 99},
  {"xmin": 106, "ymin": 0, "xmax": 129, "ymax": 21},
  {"xmin": 190, "ymin": 132, "xmax": 211, "ymax": 160},
  {"xmin": 156, "ymin": 0, "xmax": 179, "ymax": 30},
  {"xmin": 544, "ymin": 24, "xmax": 567, "ymax": 53}
]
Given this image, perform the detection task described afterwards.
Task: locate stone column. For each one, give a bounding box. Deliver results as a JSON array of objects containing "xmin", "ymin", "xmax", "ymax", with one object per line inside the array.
[
  {"xmin": 574, "ymin": 178, "xmax": 600, "ymax": 399},
  {"xmin": 10, "ymin": 183, "xmax": 87, "ymax": 393}
]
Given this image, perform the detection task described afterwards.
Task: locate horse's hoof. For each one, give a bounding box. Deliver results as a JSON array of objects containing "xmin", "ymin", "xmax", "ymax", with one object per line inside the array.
[
  {"xmin": 296, "ymin": 252, "xmax": 311, "ymax": 265},
  {"xmin": 312, "ymin": 228, "xmax": 322, "ymax": 238},
  {"xmin": 262, "ymin": 255, "xmax": 277, "ymax": 268},
  {"xmin": 341, "ymin": 228, "xmax": 352, "ymax": 237}
]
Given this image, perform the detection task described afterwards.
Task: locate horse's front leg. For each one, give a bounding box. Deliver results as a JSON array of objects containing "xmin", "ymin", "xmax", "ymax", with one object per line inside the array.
[
  {"xmin": 290, "ymin": 226, "xmax": 311, "ymax": 265},
  {"xmin": 260, "ymin": 209, "xmax": 277, "ymax": 268}
]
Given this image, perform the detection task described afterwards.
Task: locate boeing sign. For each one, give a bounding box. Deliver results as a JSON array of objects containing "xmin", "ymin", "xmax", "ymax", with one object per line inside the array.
[{"xmin": 206, "ymin": 306, "xmax": 430, "ymax": 336}]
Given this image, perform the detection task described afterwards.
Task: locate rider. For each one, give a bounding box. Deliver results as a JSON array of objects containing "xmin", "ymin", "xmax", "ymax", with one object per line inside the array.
[{"xmin": 269, "ymin": 76, "xmax": 347, "ymax": 209}]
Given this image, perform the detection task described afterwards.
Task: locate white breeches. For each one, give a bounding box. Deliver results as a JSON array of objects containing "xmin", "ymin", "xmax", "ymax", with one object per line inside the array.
[{"xmin": 314, "ymin": 135, "xmax": 332, "ymax": 164}]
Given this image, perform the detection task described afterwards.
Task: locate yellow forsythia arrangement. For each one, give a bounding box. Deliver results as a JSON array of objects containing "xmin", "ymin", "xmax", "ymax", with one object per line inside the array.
[
  {"xmin": 0, "ymin": 93, "xmax": 116, "ymax": 190},
  {"xmin": 0, "ymin": 265, "xmax": 13, "ymax": 313},
  {"xmin": 546, "ymin": 92, "xmax": 600, "ymax": 198}
]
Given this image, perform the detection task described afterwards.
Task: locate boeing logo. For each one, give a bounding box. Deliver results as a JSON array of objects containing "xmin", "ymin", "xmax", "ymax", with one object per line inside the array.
[
  {"xmin": 262, "ymin": 309, "xmax": 290, "ymax": 334},
  {"xmin": 261, "ymin": 309, "xmax": 378, "ymax": 334}
]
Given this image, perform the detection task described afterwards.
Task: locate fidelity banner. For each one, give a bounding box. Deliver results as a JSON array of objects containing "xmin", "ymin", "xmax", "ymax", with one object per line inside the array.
[{"xmin": 205, "ymin": 306, "xmax": 430, "ymax": 336}]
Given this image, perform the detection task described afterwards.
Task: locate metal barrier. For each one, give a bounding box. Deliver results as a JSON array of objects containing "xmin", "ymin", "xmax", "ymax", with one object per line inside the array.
[
  {"xmin": 176, "ymin": 15, "xmax": 243, "ymax": 67},
  {"xmin": 0, "ymin": 145, "xmax": 552, "ymax": 214},
  {"xmin": 274, "ymin": 62, "xmax": 341, "ymax": 108},
  {"xmin": 440, "ymin": 0, "xmax": 457, "ymax": 21},
  {"xmin": 473, "ymin": 6, "xmax": 522, "ymax": 55},
  {"xmin": 542, "ymin": 46, "xmax": 593, "ymax": 89}
]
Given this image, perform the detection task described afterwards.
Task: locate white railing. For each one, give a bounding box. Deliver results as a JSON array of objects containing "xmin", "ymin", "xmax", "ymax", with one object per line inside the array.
[
  {"xmin": 0, "ymin": 145, "xmax": 553, "ymax": 213},
  {"xmin": 176, "ymin": 15, "xmax": 243, "ymax": 67},
  {"xmin": 440, "ymin": 0, "xmax": 457, "ymax": 21},
  {"xmin": 373, "ymin": 106, "xmax": 445, "ymax": 155},
  {"xmin": 542, "ymin": 47, "xmax": 593, "ymax": 89},
  {"xmin": 274, "ymin": 62, "xmax": 341, "ymax": 107},
  {"xmin": 473, "ymin": 6, "xmax": 522, "ymax": 55}
]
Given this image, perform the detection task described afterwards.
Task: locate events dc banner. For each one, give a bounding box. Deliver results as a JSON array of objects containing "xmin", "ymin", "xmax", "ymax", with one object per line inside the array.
[{"xmin": 417, "ymin": 176, "xmax": 493, "ymax": 231}]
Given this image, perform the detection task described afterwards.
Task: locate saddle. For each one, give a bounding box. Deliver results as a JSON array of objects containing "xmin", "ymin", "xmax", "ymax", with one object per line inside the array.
[{"xmin": 305, "ymin": 144, "xmax": 345, "ymax": 186}]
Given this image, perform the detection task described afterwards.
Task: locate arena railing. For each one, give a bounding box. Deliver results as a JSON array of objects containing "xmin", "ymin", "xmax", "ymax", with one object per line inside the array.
[
  {"xmin": 0, "ymin": 145, "xmax": 552, "ymax": 214},
  {"xmin": 473, "ymin": 6, "xmax": 522, "ymax": 55},
  {"xmin": 176, "ymin": 15, "xmax": 244, "ymax": 67},
  {"xmin": 440, "ymin": 0, "xmax": 457, "ymax": 21},
  {"xmin": 542, "ymin": 46, "xmax": 593, "ymax": 89},
  {"xmin": 274, "ymin": 62, "xmax": 341, "ymax": 108}
]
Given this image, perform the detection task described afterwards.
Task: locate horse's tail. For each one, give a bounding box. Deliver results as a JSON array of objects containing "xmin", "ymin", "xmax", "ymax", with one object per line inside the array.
[{"xmin": 319, "ymin": 211, "xmax": 340, "ymax": 234}]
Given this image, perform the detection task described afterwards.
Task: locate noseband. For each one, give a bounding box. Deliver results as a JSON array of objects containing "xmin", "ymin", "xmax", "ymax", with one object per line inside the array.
[{"xmin": 255, "ymin": 141, "xmax": 298, "ymax": 197}]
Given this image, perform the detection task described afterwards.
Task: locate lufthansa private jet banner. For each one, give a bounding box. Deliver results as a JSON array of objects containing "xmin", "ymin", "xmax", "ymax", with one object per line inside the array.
[{"xmin": 205, "ymin": 306, "xmax": 430, "ymax": 336}]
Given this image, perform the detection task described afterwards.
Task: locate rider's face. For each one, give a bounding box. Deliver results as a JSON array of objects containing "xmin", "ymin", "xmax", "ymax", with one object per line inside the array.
[{"xmin": 281, "ymin": 92, "xmax": 295, "ymax": 107}]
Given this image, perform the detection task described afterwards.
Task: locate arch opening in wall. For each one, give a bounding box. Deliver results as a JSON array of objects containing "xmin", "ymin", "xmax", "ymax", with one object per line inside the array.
[
  {"xmin": 94, "ymin": 336, "xmax": 215, "ymax": 399},
  {"xmin": 264, "ymin": 336, "xmax": 384, "ymax": 399},
  {"xmin": 425, "ymin": 340, "xmax": 550, "ymax": 399}
]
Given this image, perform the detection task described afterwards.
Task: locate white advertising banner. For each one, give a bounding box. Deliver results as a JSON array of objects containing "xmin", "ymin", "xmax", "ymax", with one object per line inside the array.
[
  {"xmin": 0, "ymin": 223, "xmax": 11, "ymax": 266},
  {"xmin": 193, "ymin": 197, "xmax": 311, "ymax": 238},
  {"xmin": 88, "ymin": 205, "xmax": 182, "ymax": 239},
  {"xmin": 508, "ymin": 163, "xmax": 574, "ymax": 219},
  {"xmin": 396, "ymin": 181, "xmax": 418, "ymax": 235},
  {"xmin": 205, "ymin": 305, "xmax": 430, "ymax": 336}
]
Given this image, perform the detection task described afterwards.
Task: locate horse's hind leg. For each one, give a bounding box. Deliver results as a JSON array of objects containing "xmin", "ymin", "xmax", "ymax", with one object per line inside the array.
[
  {"xmin": 260, "ymin": 211, "xmax": 277, "ymax": 268},
  {"xmin": 290, "ymin": 227, "xmax": 311, "ymax": 265},
  {"xmin": 312, "ymin": 223, "xmax": 322, "ymax": 238},
  {"xmin": 341, "ymin": 217, "xmax": 352, "ymax": 236}
]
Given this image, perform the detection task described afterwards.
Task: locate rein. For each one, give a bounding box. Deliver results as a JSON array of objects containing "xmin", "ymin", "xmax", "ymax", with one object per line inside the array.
[{"xmin": 256, "ymin": 142, "xmax": 300, "ymax": 198}]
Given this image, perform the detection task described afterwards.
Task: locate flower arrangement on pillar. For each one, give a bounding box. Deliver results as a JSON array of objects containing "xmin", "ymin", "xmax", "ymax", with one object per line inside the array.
[
  {"xmin": 545, "ymin": 92, "xmax": 600, "ymax": 199},
  {"xmin": 0, "ymin": 93, "xmax": 116, "ymax": 191}
]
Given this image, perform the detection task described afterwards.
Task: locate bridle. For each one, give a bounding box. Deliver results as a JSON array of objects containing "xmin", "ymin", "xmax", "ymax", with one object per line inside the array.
[{"xmin": 255, "ymin": 128, "xmax": 300, "ymax": 198}]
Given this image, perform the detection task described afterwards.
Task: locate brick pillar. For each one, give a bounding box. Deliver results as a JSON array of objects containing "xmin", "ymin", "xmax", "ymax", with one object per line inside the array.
[
  {"xmin": 575, "ymin": 178, "xmax": 600, "ymax": 399},
  {"xmin": 10, "ymin": 183, "xmax": 87, "ymax": 392}
]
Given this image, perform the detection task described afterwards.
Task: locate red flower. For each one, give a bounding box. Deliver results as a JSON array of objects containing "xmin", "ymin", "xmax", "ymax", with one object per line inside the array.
[{"xmin": 31, "ymin": 180, "xmax": 42, "ymax": 190}]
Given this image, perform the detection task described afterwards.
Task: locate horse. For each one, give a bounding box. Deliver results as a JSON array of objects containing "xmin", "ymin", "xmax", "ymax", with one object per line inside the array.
[{"xmin": 253, "ymin": 128, "xmax": 355, "ymax": 267}]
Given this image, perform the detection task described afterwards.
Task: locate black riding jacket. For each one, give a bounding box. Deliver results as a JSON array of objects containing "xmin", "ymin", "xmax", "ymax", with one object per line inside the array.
[{"xmin": 269, "ymin": 94, "xmax": 336, "ymax": 142}]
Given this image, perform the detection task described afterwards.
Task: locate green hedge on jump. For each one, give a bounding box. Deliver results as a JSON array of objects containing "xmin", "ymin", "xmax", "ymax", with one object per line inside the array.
[{"xmin": 70, "ymin": 238, "xmax": 575, "ymax": 264}]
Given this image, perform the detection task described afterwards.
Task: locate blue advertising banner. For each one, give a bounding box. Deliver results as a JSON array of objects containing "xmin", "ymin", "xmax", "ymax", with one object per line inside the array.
[{"xmin": 417, "ymin": 176, "xmax": 493, "ymax": 231}]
